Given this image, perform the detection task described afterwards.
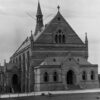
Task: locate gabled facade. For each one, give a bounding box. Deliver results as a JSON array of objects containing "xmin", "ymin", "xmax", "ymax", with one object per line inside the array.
[{"xmin": 5, "ymin": 1, "xmax": 99, "ymax": 93}]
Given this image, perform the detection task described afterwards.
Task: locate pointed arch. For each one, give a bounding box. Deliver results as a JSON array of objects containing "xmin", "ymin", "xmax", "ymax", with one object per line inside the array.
[
  {"xmin": 44, "ymin": 72, "xmax": 49, "ymax": 82},
  {"xmin": 12, "ymin": 74, "xmax": 21, "ymax": 93},
  {"xmin": 62, "ymin": 34, "xmax": 65, "ymax": 43},
  {"xmin": 59, "ymin": 34, "xmax": 62, "ymax": 43},
  {"xmin": 55, "ymin": 34, "xmax": 58, "ymax": 43},
  {"xmin": 91, "ymin": 70, "xmax": 95, "ymax": 80},
  {"xmin": 66, "ymin": 70, "xmax": 76, "ymax": 85},
  {"xmin": 53, "ymin": 71, "xmax": 58, "ymax": 82},
  {"xmin": 82, "ymin": 71, "xmax": 87, "ymax": 80}
]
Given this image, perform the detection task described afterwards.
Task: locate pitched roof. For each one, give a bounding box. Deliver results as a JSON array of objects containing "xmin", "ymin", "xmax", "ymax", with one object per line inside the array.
[
  {"xmin": 38, "ymin": 54, "xmax": 92, "ymax": 67},
  {"xmin": 5, "ymin": 63, "xmax": 18, "ymax": 71},
  {"xmin": 73, "ymin": 57, "xmax": 91, "ymax": 65},
  {"xmin": 12, "ymin": 37, "xmax": 31, "ymax": 57},
  {"xmin": 11, "ymin": 10, "xmax": 85, "ymax": 57},
  {"xmin": 35, "ymin": 11, "xmax": 84, "ymax": 45},
  {"xmin": 40, "ymin": 57, "xmax": 64, "ymax": 65}
]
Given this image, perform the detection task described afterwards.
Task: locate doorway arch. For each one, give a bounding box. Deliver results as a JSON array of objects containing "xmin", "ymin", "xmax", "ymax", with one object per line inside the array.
[
  {"xmin": 66, "ymin": 70, "xmax": 76, "ymax": 85},
  {"xmin": 12, "ymin": 74, "xmax": 21, "ymax": 93}
]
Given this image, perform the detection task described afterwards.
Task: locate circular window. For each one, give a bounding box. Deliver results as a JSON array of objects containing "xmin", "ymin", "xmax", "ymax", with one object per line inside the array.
[{"xmin": 58, "ymin": 17, "xmax": 61, "ymax": 21}]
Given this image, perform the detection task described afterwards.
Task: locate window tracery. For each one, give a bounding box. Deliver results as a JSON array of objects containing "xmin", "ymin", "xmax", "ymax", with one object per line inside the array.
[{"xmin": 54, "ymin": 29, "xmax": 66, "ymax": 43}]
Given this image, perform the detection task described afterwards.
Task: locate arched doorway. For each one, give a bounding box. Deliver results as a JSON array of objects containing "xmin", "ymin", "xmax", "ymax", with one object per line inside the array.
[
  {"xmin": 66, "ymin": 70, "xmax": 76, "ymax": 85},
  {"xmin": 12, "ymin": 74, "xmax": 21, "ymax": 93}
]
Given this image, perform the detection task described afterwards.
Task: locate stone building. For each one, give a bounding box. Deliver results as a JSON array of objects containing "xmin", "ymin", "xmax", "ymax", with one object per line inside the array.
[
  {"xmin": 0, "ymin": 65, "xmax": 5, "ymax": 93},
  {"xmin": 5, "ymin": 1, "xmax": 99, "ymax": 93}
]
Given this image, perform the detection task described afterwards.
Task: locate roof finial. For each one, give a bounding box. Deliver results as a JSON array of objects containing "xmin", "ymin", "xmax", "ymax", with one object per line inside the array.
[
  {"xmin": 85, "ymin": 32, "xmax": 88, "ymax": 40},
  {"xmin": 36, "ymin": 0, "xmax": 42, "ymax": 16},
  {"xmin": 31, "ymin": 30, "xmax": 32, "ymax": 35},
  {"xmin": 57, "ymin": 5, "xmax": 60, "ymax": 11},
  {"xmin": 30, "ymin": 30, "xmax": 34, "ymax": 41},
  {"xmin": 85, "ymin": 32, "xmax": 88, "ymax": 44},
  {"xmin": 85, "ymin": 32, "xmax": 87, "ymax": 36},
  {"xmin": 4, "ymin": 59, "xmax": 6, "ymax": 66}
]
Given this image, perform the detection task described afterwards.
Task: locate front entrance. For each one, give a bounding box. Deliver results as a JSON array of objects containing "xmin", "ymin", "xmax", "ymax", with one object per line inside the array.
[
  {"xmin": 12, "ymin": 74, "xmax": 21, "ymax": 93},
  {"xmin": 66, "ymin": 70, "xmax": 78, "ymax": 89},
  {"xmin": 67, "ymin": 70, "xmax": 75, "ymax": 85}
]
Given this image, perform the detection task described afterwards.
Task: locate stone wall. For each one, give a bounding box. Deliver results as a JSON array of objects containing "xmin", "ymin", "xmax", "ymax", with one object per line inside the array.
[{"xmin": 80, "ymin": 65, "xmax": 99, "ymax": 89}]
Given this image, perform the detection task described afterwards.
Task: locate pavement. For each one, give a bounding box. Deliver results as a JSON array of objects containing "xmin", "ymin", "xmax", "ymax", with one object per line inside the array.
[{"xmin": 1, "ymin": 89, "xmax": 100, "ymax": 100}]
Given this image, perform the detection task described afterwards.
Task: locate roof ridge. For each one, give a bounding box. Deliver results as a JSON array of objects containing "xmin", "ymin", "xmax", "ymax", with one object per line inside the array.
[{"xmin": 11, "ymin": 37, "xmax": 30, "ymax": 57}]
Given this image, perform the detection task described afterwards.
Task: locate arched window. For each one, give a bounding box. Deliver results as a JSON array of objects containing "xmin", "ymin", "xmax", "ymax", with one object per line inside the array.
[
  {"xmin": 62, "ymin": 35, "xmax": 65, "ymax": 43},
  {"xmin": 58, "ymin": 17, "xmax": 61, "ymax": 21},
  {"xmin": 59, "ymin": 34, "xmax": 62, "ymax": 43},
  {"xmin": 54, "ymin": 29, "xmax": 66, "ymax": 44},
  {"xmin": 44, "ymin": 72, "xmax": 49, "ymax": 82},
  {"xmin": 55, "ymin": 35, "xmax": 58, "ymax": 43},
  {"xmin": 91, "ymin": 71, "xmax": 95, "ymax": 80},
  {"xmin": 82, "ymin": 71, "xmax": 87, "ymax": 80},
  {"xmin": 58, "ymin": 29, "xmax": 61, "ymax": 33},
  {"xmin": 53, "ymin": 72, "xmax": 58, "ymax": 82}
]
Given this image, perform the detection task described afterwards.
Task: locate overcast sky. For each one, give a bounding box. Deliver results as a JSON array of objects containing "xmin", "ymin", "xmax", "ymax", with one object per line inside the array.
[{"xmin": 0, "ymin": 0, "xmax": 100, "ymax": 72}]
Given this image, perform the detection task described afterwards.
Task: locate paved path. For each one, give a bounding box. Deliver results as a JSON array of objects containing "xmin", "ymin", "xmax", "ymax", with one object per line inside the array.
[{"xmin": 1, "ymin": 88, "xmax": 100, "ymax": 99}]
